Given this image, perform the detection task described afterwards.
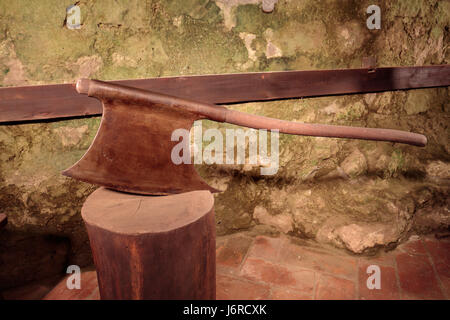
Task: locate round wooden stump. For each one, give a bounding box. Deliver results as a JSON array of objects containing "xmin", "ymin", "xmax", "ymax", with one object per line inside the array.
[{"xmin": 81, "ymin": 187, "xmax": 216, "ymax": 300}]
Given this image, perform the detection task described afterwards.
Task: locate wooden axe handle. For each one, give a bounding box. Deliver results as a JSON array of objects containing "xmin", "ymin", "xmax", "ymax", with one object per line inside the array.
[
  {"xmin": 224, "ymin": 110, "xmax": 427, "ymax": 146},
  {"xmin": 77, "ymin": 79, "xmax": 427, "ymax": 147}
]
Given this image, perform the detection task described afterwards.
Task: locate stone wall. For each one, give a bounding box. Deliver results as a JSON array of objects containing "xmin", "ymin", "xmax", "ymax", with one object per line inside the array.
[{"xmin": 0, "ymin": 0, "xmax": 448, "ymax": 289}]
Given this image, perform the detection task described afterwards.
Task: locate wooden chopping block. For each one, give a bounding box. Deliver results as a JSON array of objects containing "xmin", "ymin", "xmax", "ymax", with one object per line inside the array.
[{"xmin": 81, "ymin": 188, "xmax": 216, "ymax": 300}]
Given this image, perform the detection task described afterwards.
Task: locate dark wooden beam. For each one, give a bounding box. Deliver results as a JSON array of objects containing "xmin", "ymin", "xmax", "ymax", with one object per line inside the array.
[{"xmin": 0, "ymin": 65, "xmax": 449, "ymax": 123}]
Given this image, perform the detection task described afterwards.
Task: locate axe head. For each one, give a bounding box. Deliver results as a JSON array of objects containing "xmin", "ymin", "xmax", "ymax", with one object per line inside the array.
[{"xmin": 62, "ymin": 80, "xmax": 218, "ymax": 195}]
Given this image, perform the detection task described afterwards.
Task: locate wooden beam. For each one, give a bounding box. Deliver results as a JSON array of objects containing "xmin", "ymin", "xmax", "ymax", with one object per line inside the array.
[{"xmin": 0, "ymin": 65, "xmax": 449, "ymax": 123}]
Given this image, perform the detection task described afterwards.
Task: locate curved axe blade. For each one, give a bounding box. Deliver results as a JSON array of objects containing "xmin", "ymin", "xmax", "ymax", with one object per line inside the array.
[{"xmin": 63, "ymin": 98, "xmax": 218, "ymax": 195}]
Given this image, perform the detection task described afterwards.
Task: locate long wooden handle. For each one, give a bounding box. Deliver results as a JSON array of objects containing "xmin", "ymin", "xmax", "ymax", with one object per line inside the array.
[
  {"xmin": 224, "ymin": 109, "xmax": 427, "ymax": 147},
  {"xmin": 77, "ymin": 79, "xmax": 427, "ymax": 147}
]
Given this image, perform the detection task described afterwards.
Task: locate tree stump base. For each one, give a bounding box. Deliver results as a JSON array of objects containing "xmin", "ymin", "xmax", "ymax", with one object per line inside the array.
[{"xmin": 81, "ymin": 187, "xmax": 216, "ymax": 300}]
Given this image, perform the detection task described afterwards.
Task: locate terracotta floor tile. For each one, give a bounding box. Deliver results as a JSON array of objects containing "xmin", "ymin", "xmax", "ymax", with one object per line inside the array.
[
  {"xmin": 216, "ymin": 274, "xmax": 270, "ymax": 300},
  {"xmin": 397, "ymin": 238, "xmax": 427, "ymax": 256},
  {"xmin": 396, "ymin": 252, "xmax": 445, "ymax": 299},
  {"xmin": 44, "ymin": 270, "xmax": 99, "ymax": 300},
  {"xmin": 279, "ymin": 241, "xmax": 358, "ymax": 280},
  {"xmin": 246, "ymin": 236, "xmax": 284, "ymax": 261},
  {"xmin": 240, "ymin": 257, "xmax": 315, "ymax": 293},
  {"xmin": 423, "ymin": 238, "xmax": 450, "ymax": 269},
  {"xmin": 216, "ymin": 236, "xmax": 227, "ymax": 250},
  {"xmin": 358, "ymin": 263, "xmax": 400, "ymax": 300},
  {"xmin": 216, "ymin": 235, "xmax": 253, "ymax": 269},
  {"xmin": 361, "ymin": 252, "xmax": 396, "ymax": 267},
  {"xmin": 270, "ymin": 287, "xmax": 313, "ymax": 300},
  {"xmin": 315, "ymin": 274, "xmax": 356, "ymax": 300},
  {"xmin": 7, "ymin": 233, "xmax": 450, "ymax": 301},
  {"xmin": 423, "ymin": 239, "xmax": 450, "ymax": 298}
]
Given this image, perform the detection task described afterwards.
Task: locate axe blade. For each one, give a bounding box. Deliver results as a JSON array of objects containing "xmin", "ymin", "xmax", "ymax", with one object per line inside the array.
[{"xmin": 63, "ymin": 99, "xmax": 218, "ymax": 195}]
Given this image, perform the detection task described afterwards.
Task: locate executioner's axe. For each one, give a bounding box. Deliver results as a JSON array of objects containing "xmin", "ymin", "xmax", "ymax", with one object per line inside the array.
[{"xmin": 63, "ymin": 79, "xmax": 427, "ymax": 195}]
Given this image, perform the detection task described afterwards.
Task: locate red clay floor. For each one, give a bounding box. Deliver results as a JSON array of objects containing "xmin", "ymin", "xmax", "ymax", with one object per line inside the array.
[{"xmin": 3, "ymin": 232, "xmax": 449, "ymax": 300}]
